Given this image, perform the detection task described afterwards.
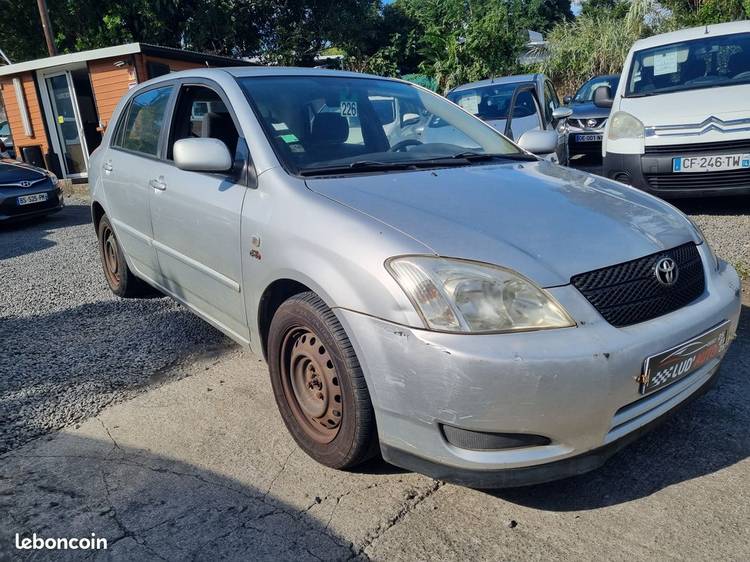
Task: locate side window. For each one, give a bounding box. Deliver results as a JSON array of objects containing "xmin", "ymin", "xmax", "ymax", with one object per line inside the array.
[
  {"xmin": 168, "ymin": 85, "xmax": 240, "ymax": 160},
  {"xmin": 115, "ymin": 86, "xmax": 172, "ymax": 156}
]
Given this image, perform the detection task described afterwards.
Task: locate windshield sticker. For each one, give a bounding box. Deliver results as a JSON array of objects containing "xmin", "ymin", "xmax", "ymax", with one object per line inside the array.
[
  {"xmin": 272, "ymin": 122, "xmax": 289, "ymax": 131},
  {"xmin": 652, "ymin": 49, "xmax": 679, "ymax": 75},
  {"xmin": 340, "ymin": 101, "xmax": 358, "ymax": 117},
  {"xmin": 280, "ymin": 133, "xmax": 299, "ymax": 143},
  {"xmin": 457, "ymin": 94, "xmax": 480, "ymax": 115}
]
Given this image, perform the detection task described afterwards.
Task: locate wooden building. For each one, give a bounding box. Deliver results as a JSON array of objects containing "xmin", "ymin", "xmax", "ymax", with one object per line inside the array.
[{"xmin": 0, "ymin": 43, "xmax": 252, "ymax": 179}]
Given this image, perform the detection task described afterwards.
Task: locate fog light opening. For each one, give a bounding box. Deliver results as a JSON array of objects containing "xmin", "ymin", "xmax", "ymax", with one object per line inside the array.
[{"xmin": 441, "ymin": 425, "xmax": 551, "ymax": 451}]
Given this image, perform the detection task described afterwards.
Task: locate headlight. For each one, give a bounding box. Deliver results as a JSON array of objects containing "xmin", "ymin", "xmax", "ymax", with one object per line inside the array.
[
  {"xmin": 608, "ymin": 111, "xmax": 644, "ymax": 141},
  {"xmin": 48, "ymin": 172, "xmax": 58, "ymax": 185},
  {"xmin": 386, "ymin": 256, "xmax": 575, "ymax": 333},
  {"xmin": 685, "ymin": 216, "xmax": 720, "ymax": 271}
]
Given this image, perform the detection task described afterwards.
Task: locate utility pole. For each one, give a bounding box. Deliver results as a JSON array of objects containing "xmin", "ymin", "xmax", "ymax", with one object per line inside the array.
[{"xmin": 36, "ymin": 0, "xmax": 58, "ymax": 57}]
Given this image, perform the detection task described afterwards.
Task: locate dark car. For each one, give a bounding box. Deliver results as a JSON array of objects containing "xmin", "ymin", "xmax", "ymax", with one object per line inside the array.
[
  {"xmin": 564, "ymin": 75, "xmax": 619, "ymax": 160},
  {"xmin": 0, "ymin": 160, "xmax": 63, "ymax": 223}
]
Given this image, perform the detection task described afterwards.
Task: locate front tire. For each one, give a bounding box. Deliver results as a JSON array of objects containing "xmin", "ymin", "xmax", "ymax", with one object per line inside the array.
[
  {"xmin": 97, "ymin": 215, "xmax": 152, "ymax": 298},
  {"xmin": 268, "ymin": 292, "xmax": 378, "ymax": 469}
]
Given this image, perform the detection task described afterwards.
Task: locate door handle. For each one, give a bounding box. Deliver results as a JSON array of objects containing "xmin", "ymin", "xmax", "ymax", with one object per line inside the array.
[
  {"xmin": 149, "ymin": 178, "xmax": 167, "ymax": 191},
  {"xmin": 102, "ymin": 162, "xmax": 113, "ymax": 173}
]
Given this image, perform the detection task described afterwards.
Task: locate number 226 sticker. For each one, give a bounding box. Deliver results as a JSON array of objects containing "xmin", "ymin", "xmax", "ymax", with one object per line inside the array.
[{"xmin": 340, "ymin": 101, "xmax": 358, "ymax": 117}]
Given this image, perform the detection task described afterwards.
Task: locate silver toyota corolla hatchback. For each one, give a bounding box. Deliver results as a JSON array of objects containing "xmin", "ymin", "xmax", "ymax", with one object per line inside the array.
[{"xmin": 89, "ymin": 68, "xmax": 741, "ymax": 487}]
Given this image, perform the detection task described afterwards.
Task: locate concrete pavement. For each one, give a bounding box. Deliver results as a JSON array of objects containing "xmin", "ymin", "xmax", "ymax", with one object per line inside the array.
[{"xmin": 2, "ymin": 301, "xmax": 749, "ymax": 560}]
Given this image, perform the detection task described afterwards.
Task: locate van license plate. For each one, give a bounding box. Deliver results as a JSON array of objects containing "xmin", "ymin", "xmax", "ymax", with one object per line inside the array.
[
  {"xmin": 673, "ymin": 153, "xmax": 750, "ymax": 173},
  {"xmin": 640, "ymin": 321, "xmax": 730, "ymax": 394},
  {"xmin": 17, "ymin": 193, "xmax": 48, "ymax": 205}
]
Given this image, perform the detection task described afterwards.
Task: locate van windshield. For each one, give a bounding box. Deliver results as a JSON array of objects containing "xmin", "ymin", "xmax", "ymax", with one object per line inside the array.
[
  {"xmin": 237, "ymin": 75, "xmax": 524, "ymax": 175},
  {"xmin": 626, "ymin": 32, "xmax": 750, "ymax": 97}
]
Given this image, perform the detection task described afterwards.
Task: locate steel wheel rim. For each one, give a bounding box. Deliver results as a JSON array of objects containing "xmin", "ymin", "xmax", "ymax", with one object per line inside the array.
[
  {"xmin": 280, "ymin": 327, "xmax": 342, "ymax": 444},
  {"xmin": 102, "ymin": 226, "xmax": 120, "ymax": 288}
]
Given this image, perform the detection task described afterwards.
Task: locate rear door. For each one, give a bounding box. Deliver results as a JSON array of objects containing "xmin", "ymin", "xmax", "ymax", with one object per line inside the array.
[
  {"xmin": 101, "ymin": 84, "xmax": 175, "ymax": 284},
  {"xmin": 148, "ymin": 80, "xmax": 250, "ymax": 343}
]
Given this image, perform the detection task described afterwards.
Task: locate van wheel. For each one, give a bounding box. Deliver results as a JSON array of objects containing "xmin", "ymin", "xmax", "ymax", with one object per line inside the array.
[
  {"xmin": 97, "ymin": 215, "xmax": 151, "ymax": 298},
  {"xmin": 268, "ymin": 292, "xmax": 378, "ymax": 469}
]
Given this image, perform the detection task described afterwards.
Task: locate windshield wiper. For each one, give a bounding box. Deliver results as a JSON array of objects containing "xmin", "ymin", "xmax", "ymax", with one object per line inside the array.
[
  {"xmin": 299, "ymin": 160, "xmax": 417, "ymax": 176},
  {"xmin": 421, "ymin": 151, "xmax": 538, "ymax": 163}
]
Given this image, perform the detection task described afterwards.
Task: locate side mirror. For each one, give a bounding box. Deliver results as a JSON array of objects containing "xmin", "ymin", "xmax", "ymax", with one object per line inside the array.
[
  {"xmin": 402, "ymin": 112, "xmax": 421, "ymax": 127},
  {"xmin": 552, "ymin": 107, "xmax": 573, "ymax": 121},
  {"xmin": 563, "ymin": 95, "xmax": 572, "ymax": 104},
  {"xmin": 518, "ymin": 130, "xmax": 559, "ymax": 155},
  {"xmin": 593, "ymin": 86, "xmax": 613, "ymax": 109},
  {"xmin": 173, "ymin": 138, "xmax": 233, "ymax": 173}
]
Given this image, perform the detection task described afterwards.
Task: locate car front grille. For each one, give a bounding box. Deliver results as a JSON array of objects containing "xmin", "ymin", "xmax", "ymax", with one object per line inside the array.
[
  {"xmin": 572, "ymin": 118, "xmax": 606, "ymax": 130},
  {"xmin": 644, "ymin": 138, "xmax": 750, "ymax": 154},
  {"xmin": 571, "ymin": 243, "xmax": 705, "ymax": 328},
  {"xmin": 645, "ymin": 169, "xmax": 750, "ymax": 190}
]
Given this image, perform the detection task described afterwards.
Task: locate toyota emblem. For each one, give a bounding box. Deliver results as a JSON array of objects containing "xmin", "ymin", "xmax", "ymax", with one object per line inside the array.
[
  {"xmin": 20, "ymin": 180, "xmax": 32, "ymax": 187},
  {"xmin": 654, "ymin": 257, "xmax": 679, "ymax": 286},
  {"xmin": 586, "ymin": 118, "xmax": 598, "ymax": 129}
]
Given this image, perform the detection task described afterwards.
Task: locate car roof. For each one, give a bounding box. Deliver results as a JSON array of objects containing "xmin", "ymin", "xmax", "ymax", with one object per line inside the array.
[
  {"xmin": 631, "ymin": 20, "xmax": 750, "ymax": 51},
  {"xmin": 449, "ymin": 74, "xmax": 541, "ymax": 93}
]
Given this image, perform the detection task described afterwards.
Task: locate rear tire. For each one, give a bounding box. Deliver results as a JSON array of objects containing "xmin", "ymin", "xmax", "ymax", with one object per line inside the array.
[
  {"xmin": 97, "ymin": 215, "xmax": 153, "ymax": 298},
  {"xmin": 268, "ymin": 292, "xmax": 378, "ymax": 469}
]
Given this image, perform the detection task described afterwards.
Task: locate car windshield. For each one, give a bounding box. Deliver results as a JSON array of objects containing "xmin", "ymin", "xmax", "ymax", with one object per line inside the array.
[
  {"xmin": 237, "ymin": 75, "xmax": 523, "ymax": 175},
  {"xmin": 574, "ymin": 76, "xmax": 619, "ymax": 102},
  {"xmin": 626, "ymin": 32, "xmax": 750, "ymax": 97}
]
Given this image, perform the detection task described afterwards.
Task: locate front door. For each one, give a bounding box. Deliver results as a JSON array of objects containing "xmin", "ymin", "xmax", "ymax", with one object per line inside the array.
[
  {"xmin": 45, "ymin": 72, "xmax": 88, "ymax": 177},
  {"xmin": 149, "ymin": 82, "xmax": 249, "ymax": 343}
]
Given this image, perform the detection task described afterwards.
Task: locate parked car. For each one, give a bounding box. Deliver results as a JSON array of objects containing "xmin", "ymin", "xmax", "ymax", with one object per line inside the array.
[
  {"xmin": 440, "ymin": 74, "xmax": 572, "ymax": 163},
  {"xmin": 596, "ymin": 21, "xmax": 750, "ymax": 197},
  {"xmin": 564, "ymin": 74, "xmax": 619, "ymax": 160},
  {"xmin": 0, "ymin": 120, "xmax": 16, "ymax": 159},
  {"xmin": 0, "ymin": 159, "xmax": 63, "ymax": 223},
  {"xmin": 90, "ymin": 68, "xmax": 740, "ymax": 488}
]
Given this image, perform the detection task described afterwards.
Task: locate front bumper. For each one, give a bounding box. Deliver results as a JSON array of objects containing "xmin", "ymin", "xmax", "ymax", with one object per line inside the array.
[
  {"xmin": 603, "ymin": 148, "xmax": 750, "ymax": 198},
  {"xmin": 0, "ymin": 183, "xmax": 64, "ymax": 223},
  {"xmin": 336, "ymin": 248, "xmax": 741, "ymax": 487}
]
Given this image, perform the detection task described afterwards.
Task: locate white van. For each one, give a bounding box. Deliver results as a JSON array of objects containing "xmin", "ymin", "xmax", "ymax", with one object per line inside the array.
[{"xmin": 595, "ymin": 21, "xmax": 750, "ymax": 198}]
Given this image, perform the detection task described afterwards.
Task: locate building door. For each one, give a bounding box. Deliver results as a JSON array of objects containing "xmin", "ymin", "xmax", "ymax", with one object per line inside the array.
[{"xmin": 44, "ymin": 71, "xmax": 89, "ymax": 178}]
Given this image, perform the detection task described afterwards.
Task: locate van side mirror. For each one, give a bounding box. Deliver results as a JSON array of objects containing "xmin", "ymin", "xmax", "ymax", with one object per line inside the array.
[
  {"xmin": 593, "ymin": 86, "xmax": 613, "ymax": 109},
  {"xmin": 173, "ymin": 138, "xmax": 233, "ymax": 173}
]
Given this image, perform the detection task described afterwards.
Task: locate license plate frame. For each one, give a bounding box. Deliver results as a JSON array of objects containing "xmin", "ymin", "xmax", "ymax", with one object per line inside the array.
[
  {"xmin": 575, "ymin": 134, "xmax": 602, "ymax": 143},
  {"xmin": 672, "ymin": 153, "xmax": 750, "ymax": 173},
  {"xmin": 17, "ymin": 193, "xmax": 49, "ymax": 206},
  {"xmin": 640, "ymin": 320, "xmax": 731, "ymax": 395}
]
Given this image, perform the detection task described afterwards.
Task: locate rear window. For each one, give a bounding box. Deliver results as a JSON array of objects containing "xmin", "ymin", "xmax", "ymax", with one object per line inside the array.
[{"xmin": 113, "ymin": 86, "xmax": 173, "ymax": 156}]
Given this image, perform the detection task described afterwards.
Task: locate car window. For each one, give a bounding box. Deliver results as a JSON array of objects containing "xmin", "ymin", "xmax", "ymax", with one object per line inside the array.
[
  {"xmin": 0, "ymin": 121, "xmax": 9, "ymax": 136},
  {"xmin": 115, "ymin": 86, "xmax": 172, "ymax": 156},
  {"xmin": 508, "ymin": 90, "xmax": 543, "ymax": 140},
  {"xmin": 574, "ymin": 77, "xmax": 620, "ymax": 102},
  {"xmin": 627, "ymin": 32, "xmax": 750, "ymax": 96},
  {"xmin": 239, "ymin": 76, "xmax": 522, "ymax": 174},
  {"xmin": 447, "ymin": 84, "xmax": 517, "ymax": 121},
  {"xmin": 168, "ymin": 85, "xmax": 240, "ymax": 160}
]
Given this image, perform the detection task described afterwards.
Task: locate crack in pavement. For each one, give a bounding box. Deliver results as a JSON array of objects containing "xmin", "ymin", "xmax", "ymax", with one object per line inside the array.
[{"xmin": 354, "ymin": 480, "xmax": 444, "ymax": 558}]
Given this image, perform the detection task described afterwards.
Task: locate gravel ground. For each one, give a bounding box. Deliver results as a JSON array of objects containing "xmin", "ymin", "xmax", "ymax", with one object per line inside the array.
[
  {"xmin": 0, "ymin": 194, "xmax": 747, "ymax": 456},
  {"xmin": 0, "ymin": 201, "xmax": 231, "ymax": 454}
]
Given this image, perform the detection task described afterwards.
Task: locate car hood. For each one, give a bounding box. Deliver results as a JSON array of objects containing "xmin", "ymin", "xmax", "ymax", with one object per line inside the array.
[
  {"xmin": 0, "ymin": 160, "xmax": 48, "ymax": 185},
  {"xmin": 618, "ymin": 84, "xmax": 748, "ymax": 127},
  {"xmin": 569, "ymin": 102, "xmax": 611, "ymax": 120},
  {"xmin": 305, "ymin": 161, "xmax": 695, "ymax": 287}
]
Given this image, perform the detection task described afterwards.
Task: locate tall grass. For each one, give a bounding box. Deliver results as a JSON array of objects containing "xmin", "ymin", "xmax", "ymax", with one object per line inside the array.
[{"xmin": 536, "ymin": 14, "xmax": 643, "ymax": 96}]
